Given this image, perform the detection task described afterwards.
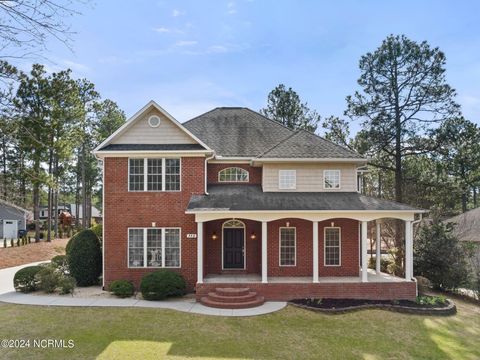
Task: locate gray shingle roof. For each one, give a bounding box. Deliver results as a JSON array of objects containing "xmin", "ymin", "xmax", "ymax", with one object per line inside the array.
[
  {"xmin": 187, "ymin": 185, "xmax": 420, "ymax": 212},
  {"xmin": 183, "ymin": 108, "xmax": 293, "ymax": 157},
  {"xmin": 258, "ymin": 129, "xmax": 363, "ymax": 159},
  {"xmin": 98, "ymin": 144, "xmax": 206, "ymax": 151},
  {"xmin": 445, "ymin": 207, "xmax": 480, "ymax": 242}
]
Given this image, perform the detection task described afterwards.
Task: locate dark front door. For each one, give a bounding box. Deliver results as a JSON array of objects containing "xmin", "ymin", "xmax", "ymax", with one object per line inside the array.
[{"xmin": 223, "ymin": 228, "xmax": 244, "ymax": 269}]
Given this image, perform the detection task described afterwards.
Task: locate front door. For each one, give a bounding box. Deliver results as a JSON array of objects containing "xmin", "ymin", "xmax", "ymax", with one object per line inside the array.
[{"xmin": 223, "ymin": 228, "xmax": 244, "ymax": 269}]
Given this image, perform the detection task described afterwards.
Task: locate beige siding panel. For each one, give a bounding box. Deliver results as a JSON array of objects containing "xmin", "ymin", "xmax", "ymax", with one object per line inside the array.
[
  {"xmin": 112, "ymin": 108, "xmax": 196, "ymax": 144},
  {"xmin": 262, "ymin": 163, "xmax": 358, "ymax": 192}
]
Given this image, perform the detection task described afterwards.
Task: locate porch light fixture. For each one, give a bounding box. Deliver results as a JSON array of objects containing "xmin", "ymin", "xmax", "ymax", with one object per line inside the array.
[
  {"xmin": 250, "ymin": 232, "xmax": 256, "ymax": 240},
  {"xmin": 286, "ymin": 221, "xmax": 290, "ymax": 227},
  {"xmin": 152, "ymin": 222, "xmax": 156, "ymax": 227},
  {"xmin": 331, "ymin": 222, "xmax": 334, "ymax": 227},
  {"xmin": 211, "ymin": 232, "xmax": 218, "ymax": 240}
]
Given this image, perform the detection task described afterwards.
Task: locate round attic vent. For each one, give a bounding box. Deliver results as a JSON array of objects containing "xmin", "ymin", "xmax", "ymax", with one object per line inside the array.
[{"xmin": 148, "ymin": 115, "xmax": 161, "ymax": 128}]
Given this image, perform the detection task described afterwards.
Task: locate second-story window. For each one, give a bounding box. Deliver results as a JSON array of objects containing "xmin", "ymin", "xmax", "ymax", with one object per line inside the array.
[
  {"xmin": 129, "ymin": 158, "xmax": 180, "ymax": 191},
  {"xmin": 324, "ymin": 170, "xmax": 341, "ymax": 189},
  {"xmin": 279, "ymin": 170, "xmax": 296, "ymax": 189},
  {"xmin": 218, "ymin": 167, "xmax": 249, "ymax": 182}
]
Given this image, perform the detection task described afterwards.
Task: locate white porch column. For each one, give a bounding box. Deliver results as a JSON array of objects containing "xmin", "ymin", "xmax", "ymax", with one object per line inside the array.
[
  {"xmin": 405, "ymin": 220, "xmax": 413, "ymax": 281},
  {"xmin": 361, "ymin": 221, "xmax": 368, "ymax": 282},
  {"xmin": 197, "ymin": 221, "xmax": 203, "ymax": 284},
  {"xmin": 312, "ymin": 221, "xmax": 319, "ymax": 283},
  {"xmin": 262, "ymin": 221, "xmax": 268, "ymax": 283},
  {"xmin": 375, "ymin": 221, "xmax": 381, "ymax": 274}
]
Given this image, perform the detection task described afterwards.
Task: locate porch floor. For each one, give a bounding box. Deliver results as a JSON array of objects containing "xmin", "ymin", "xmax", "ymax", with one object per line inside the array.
[{"xmin": 204, "ymin": 269, "xmax": 409, "ymax": 284}]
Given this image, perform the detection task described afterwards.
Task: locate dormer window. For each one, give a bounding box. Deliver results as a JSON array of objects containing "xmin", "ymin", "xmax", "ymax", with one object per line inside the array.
[{"xmin": 218, "ymin": 167, "xmax": 249, "ymax": 182}]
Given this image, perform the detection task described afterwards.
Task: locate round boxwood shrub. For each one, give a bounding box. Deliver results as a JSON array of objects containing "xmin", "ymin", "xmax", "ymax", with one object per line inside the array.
[
  {"xmin": 36, "ymin": 265, "xmax": 60, "ymax": 293},
  {"xmin": 13, "ymin": 266, "xmax": 42, "ymax": 293},
  {"xmin": 66, "ymin": 229, "xmax": 102, "ymax": 286},
  {"xmin": 109, "ymin": 280, "xmax": 135, "ymax": 298},
  {"xmin": 140, "ymin": 270, "xmax": 186, "ymax": 301}
]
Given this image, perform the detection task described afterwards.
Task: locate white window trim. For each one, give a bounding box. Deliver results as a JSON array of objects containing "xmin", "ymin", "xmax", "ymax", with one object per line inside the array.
[
  {"xmin": 323, "ymin": 169, "xmax": 341, "ymax": 190},
  {"xmin": 128, "ymin": 157, "xmax": 182, "ymax": 192},
  {"xmin": 218, "ymin": 167, "xmax": 249, "ymax": 183},
  {"xmin": 279, "ymin": 227, "xmax": 296, "ymax": 267},
  {"xmin": 221, "ymin": 219, "xmax": 246, "ymax": 270},
  {"xmin": 127, "ymin": 227, "xmax": 181, "ymax": 268},
  {"xmin": 324, "ymin": 227, "xmax": 341, "ymax": 267},
  {"xmin": 278, "ymin": 170, "xmax": 296, "ymax": 190}
]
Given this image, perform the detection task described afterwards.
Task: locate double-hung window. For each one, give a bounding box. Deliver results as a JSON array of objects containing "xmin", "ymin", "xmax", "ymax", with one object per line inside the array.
[
  {"xmin": 128, "ymin": 228, "xmax": 181, "ymax": 268},
  {"xmin": 324, "ymin": 227, "xmax": 341, "ymax": 266},
  {"xmin": 129, "ymin": 158, "xmax": 180, "ymax": 191},
  {"xmin": 324, "ymin": 170, "xmax": 341, "ymax": 189},
  {"xmin": 279, "ymin": 227, "xmax": 296, "ymax": 266},
  {"xmin": 279, "ymin": 170, "xmax": 296, "ymax": 190}
]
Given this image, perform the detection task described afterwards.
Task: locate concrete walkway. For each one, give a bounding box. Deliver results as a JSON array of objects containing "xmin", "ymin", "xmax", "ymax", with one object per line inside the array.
[{"xmin": 0, "ymin": 262, "xmax": 287, "ymax": 317}]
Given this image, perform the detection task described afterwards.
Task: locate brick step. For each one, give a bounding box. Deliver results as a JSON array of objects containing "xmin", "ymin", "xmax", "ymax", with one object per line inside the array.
[
  {"xmin": 214, "ymin": 287, "xmax": 251, "ymax": 297},
  {"xmin": 207, "ymin": 291, "xmax": 258, "ymax": 303},
  {"xmin": 200, "ymin": 296, "xmax": 265, "ymax": 309}
]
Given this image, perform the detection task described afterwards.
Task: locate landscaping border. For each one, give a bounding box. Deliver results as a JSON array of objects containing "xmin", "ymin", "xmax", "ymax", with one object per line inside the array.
[{"xmin": 289, "ymin": 299, "xmax": 457, "ymax": 316}]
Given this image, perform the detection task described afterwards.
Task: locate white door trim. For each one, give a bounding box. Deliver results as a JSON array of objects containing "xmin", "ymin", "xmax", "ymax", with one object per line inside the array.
[{"xmin": 221, "ymin": 219, "xmax": 246, "ymax": 270}]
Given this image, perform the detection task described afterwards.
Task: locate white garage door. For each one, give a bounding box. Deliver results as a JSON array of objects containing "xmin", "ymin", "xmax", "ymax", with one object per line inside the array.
[{"xmin": 3, "ymin": 220, "xmax": 17, "ymax": 239}]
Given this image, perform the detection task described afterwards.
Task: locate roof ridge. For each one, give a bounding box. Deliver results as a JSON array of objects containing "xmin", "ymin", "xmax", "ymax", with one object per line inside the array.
[
  {"xmin": 244, "ymin": 108, "xmax": 296, "ymax": 133},
  {"xmin": 256, "ymin": 130, "xmax": 301, "ymax": 158},
  {"xmin": 182, "ymin": 107, "xmax": 220, "ymax": 125},
  {"xmin": 297, "ymin": 129, "xmax": 363, "ymax": 158}
]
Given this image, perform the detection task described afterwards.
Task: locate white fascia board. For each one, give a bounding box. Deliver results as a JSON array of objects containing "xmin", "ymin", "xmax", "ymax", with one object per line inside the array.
[
  {"xmin": 94, "ymin": 150, "xmax": 212, "ymax": 158},
  {"xmin": 93, "ymin": 100, "xmax": 213, "ymax": 153},
  {"xmin": 252, "ymin": 157, "xmax": 368, "ymax": 164}
]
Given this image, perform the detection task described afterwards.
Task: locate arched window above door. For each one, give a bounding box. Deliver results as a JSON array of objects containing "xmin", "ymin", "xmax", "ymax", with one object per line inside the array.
[
  {"xmin": 223, "ymin": 219, "xmax": 245, "ymax": 228},
  {"xmin": 218, "ymin": 167, "xmax": 249, "ymax": 182}
]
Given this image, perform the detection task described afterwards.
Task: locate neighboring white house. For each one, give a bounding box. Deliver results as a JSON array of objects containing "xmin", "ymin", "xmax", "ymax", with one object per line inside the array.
[
  {"xmin": 0, "ymin": 199, "xmax": 29, "ymax": 239},
  {"xmin": 69, "ymin": 204, "xmax": 102, "ymax": 222}
]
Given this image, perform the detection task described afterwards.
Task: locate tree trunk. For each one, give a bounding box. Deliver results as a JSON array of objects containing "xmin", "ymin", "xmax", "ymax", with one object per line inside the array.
[
  {"xmin": 53, "ymin": 158, "xmax": 59, "ymax": 239},
  {"xmin": 46, "ymin": 148, "xmax": 53, "ymax": 242},
  {"xmin": 2, "ymin": 136, "xmax": 7, "ymax": 200},
  {"xmin": 81, "ymin": 143, "xmax": 87, "ymax": 228},
  {"xmin": 33, "ymin": 157, "xmax": 40, "ymax": 242}
]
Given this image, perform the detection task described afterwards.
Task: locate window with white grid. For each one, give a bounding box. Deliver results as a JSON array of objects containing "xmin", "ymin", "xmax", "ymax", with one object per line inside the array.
[
  {"xmin": 128, "ymin": 228, "xmax": 180, "ymax": 268},
  {"xmin": 218, "ymin": 167, "xmax": 249, "ymax": 182},
  {"xmin": 324, "ymin": 227, "xmax": 341, "ymax": 266},
  {"xmin": 324, "ymin": 170, "xmax": 341, "ymax": 189},
  {"xmin": 147, "ymin": 159, "xmax": 162, "ymax": 191},
  {"xmin": 128, "ymin": 158, "xmax": 180, "ymax": 191},
  {"xmin": 165, "ymin": 159, "xmax": 180, "ymax": 191},
  {"xmin": 128, "ymin": 229, "xmax": 145, "ymax": 267},
  {"xmin": 279, "ymin": 227, "xmax": 296, "ymax": 266},
  {"xmin": 146, "ymin": 228, "xmax": 162, "ymax": 267},
  {"xmin": 129, "ymin": 159, "xmax": 145, "ymax": 191},
  {"xmin": 164, "ymin": 228, "xmax": 180, "ymax": 267},
  {"xmin": 278, "ymin": 170, "xmax": 296, "ymax": 190}
]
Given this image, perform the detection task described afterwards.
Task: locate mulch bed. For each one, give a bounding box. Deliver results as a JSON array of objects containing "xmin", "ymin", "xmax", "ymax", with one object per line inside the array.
[
  {"xmin": 289, "ymin": 298, "xmax": 457, "ymax": 316},
  {"xmin": 0, "ymin": 238, "xmax": 68, "ymax": 269}
]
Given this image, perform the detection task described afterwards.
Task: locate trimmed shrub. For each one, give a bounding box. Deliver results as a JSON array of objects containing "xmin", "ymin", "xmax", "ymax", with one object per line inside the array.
[
  {"xmin": 51, "ymin": 255, "xmax": 67, "ymax": 268},
  {"xmin": 66, "ymin": 229, "xmax": 102, "ymax": 286},
  {"xmin": 58, "ymin": 275, "xmax": 76, "ymax": 295},
  {"xmin": 109, "ymin": 280, "xmax": 135, "ymax": 298},
  {"xmin": 36, "ymin": 266, "xmax": 60, "ymax": 293},
  {"xmin": 140, "ymin": 270, "xmax": 186, "ymax": 301},
  {"xmin": 90, "ymin": 224, "xmax": 102, "ymax": 242},
  {"xmin": 13, "ymin": 266, "xmax": 42, "ymax": 293}
]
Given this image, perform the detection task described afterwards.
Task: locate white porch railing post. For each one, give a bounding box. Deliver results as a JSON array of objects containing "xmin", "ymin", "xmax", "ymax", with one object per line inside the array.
[
  {"xmin": 197, "ymin": 221, "xmax": 203, "ymax": 284},
  {"xmin": 262, "ymin": 221, "xmax": 268, "ymax": 283},
  {"xmin": 361, "ymin": 221, "xmax": 368, "ymax": 282},
  {"xmin": 313, "ymin": 221, "xmax": 319, "ymax": 283},
  {"xmin": 376, "ymin": 221, "xmax": 381, "ymax": 274},
  {"xmin": 405, "ymin": 220, "xmax": 413, "ymax": 281}
]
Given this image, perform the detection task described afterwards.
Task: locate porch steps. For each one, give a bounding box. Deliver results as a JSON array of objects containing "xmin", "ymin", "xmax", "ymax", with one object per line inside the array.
[{"xmin": 200, "ymin": 287, "xmax": 265, "ymax": 309}]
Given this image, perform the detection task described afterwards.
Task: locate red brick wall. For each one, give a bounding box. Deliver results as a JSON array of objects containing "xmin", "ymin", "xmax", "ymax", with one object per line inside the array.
[
  {"xmin": 319, "ymin": 218, "xmax": 359, "ymax": 276},
  {"xmin": 196, "ymin": 281, "xmax": 417, "ymax": 301},
  {"xmin": 103, "ymin": 156, "xmax": 205, "ymax": 290},
  {"xmin": 204, "ymin": 219, "xmax": 261, "ymax": 275},
  {"xmin": 207, "ymin": 163, "xmax": 262, "ymax": 185}
]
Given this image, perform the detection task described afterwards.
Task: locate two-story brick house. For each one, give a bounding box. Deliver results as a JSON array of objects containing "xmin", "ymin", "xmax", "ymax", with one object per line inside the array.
[{"xmin": 94, "ymin": 101, "xmax": 423, "ymax": 308}]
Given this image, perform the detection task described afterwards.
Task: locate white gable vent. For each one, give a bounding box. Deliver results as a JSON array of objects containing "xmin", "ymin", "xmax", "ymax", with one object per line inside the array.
[{"xmin": 148, "ymin": 115, "xmax": 161, "ymax": 128}]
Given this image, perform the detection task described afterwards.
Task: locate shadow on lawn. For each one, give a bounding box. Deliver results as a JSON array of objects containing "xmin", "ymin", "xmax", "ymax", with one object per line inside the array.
[{"xmin": 1, "ymin": 299, "xmax": 479, "ymax": 360}]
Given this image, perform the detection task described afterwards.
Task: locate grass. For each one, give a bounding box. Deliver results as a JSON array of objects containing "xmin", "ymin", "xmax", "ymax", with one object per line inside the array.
[{"xmin": 0, "ymin": 298, "xmax": 478, "ymax": 359}]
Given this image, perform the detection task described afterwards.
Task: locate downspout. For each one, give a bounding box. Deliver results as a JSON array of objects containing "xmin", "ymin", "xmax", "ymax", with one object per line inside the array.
[{"xmin": 204, "ymin": 152, "xmax": 215, "ymax": 195}]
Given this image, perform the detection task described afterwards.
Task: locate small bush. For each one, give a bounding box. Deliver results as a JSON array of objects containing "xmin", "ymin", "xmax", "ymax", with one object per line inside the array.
[
  {"xmin": 51, "ymin": 255, "xmax": 67, "ymax": 268},
  {"xmin": 140, "ymin": 270, "xmax": 186, "ymax": 301},
  {"xmin": 109, "ymin": 280, "xmax": 135, "ymax": 298},
  {"xmin": 58, "ymin": 275, "xmax": 76, "ymax": 295},
  {"xmin": 416, "ymin": 295, "xmax": 448, "ymax": 306},
  {"xmin": 66, "ymin": 229, "xmax": 102, "ymax": 286},
  {"xmin": 36, "ymin": 266, "xmax": 60, "ymax": 293},
  {"xmin": 368, "ymin": 256, "xmax": 394, "ymax": 273},
  {"xmin": 13, "ymin": 266, "xmax": 42, "ymax": 293}
]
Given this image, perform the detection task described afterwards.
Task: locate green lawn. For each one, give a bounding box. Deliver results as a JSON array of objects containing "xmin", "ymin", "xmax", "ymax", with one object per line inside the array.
[{"xmin": 0, "ymin": 298, "xmax": 479, "ymax": 360}]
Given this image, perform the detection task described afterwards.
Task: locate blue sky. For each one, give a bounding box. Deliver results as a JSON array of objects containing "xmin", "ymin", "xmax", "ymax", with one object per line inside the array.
[{"xmin": 22, "ymin": 0, "xmax": 480, "ymax": 128}]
